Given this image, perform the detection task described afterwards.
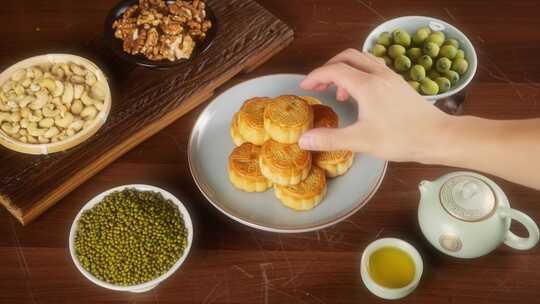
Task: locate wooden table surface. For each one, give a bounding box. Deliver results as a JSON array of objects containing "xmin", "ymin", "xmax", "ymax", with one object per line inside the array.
[{"xmin": 1, "ymin": 0, "xmax": 540, "ymax": 303}]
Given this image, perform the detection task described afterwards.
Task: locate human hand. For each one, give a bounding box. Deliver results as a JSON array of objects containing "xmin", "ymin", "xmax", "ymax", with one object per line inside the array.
[{"xmin": 298, "ymin": 49, "xmax": 454, "ymax": 163}]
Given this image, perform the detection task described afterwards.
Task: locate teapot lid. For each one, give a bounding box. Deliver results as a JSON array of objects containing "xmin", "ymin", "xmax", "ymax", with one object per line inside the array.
[{"xmin": 440, "ymin": 175, "xmax": 496, "ymax": 222}]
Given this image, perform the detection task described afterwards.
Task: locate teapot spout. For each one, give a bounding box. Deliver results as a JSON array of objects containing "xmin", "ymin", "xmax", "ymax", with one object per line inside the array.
[{"xmin": 419, "ymin": 180, "xmax": 432, "ymax": 194}]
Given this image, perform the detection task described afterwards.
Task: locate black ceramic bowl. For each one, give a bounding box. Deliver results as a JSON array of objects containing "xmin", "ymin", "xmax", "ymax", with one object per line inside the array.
[{"xmin": 104, "ymin": 0, "xmax": 217, "ymax": 69}]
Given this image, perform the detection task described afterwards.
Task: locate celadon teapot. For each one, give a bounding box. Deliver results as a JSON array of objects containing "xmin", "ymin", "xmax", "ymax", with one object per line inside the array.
[{"xmin": 418, "ymin": 171, "xmax": 539, "ymax": 258}]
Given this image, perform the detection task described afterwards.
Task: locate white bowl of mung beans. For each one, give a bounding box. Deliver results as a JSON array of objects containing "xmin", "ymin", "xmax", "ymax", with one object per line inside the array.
[{"xmin": 68, "ymin": 184, "xmax": 193, "ymax": 293}]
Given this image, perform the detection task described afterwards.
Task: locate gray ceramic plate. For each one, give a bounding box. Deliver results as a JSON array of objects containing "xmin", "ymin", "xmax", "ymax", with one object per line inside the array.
[{"xmin": 188, "ymin": 74, "xmax": 387, "ymax": 233}]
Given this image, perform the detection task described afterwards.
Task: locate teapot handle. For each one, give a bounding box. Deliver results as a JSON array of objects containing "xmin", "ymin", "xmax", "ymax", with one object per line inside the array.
[{"xmin": 499, "ymin": 207, "xmax": 540, "ymax": 250}]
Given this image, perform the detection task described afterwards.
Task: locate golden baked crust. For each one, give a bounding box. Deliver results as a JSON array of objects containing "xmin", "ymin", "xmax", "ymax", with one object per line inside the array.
[
  {"xmin": 263, "ymin": 95, "xmax": 313, "ymax": 144},
  {"xmin": 274, "ymin": 166, "xmax": 327, "ymax": 211},
  {"xmin": 237, "ymin": 97, "xmax": 272, "ymax": 145},
  {"xmin": 259, "ymin": 139, "xmax": 312, "ymax": 186},
  {"xmin": 312, "ymin": 104, "xmax": 339, "ymax": 128},
  {"xmin": 228, "ymin": 143, "xmax": 272, "ymax": 192},
  {"xmin": 300, "ymin": 96, "xmax": 322, "ymax": 105},
  {"xmin": 314, "ymin": 150, "xmax": 354, "ymax": 177},
  {"xmin": 230, "ymin": 113, "xmax": 246, "ymax": 146}
]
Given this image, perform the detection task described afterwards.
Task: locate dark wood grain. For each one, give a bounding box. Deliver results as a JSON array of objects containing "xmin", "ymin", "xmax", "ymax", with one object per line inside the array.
[
  {"xmin": 0, "ymin": 0, "xmax": 294, "ymax": 224},
  {"xmin": 1, "ymin": 0, "xmax": 540, "ymax": 303}
]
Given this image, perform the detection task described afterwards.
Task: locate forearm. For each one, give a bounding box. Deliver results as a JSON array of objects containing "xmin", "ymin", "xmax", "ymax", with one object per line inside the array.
[{"xmin": 423, "ymin": 116, "xmax": 540, "ymax": 190}]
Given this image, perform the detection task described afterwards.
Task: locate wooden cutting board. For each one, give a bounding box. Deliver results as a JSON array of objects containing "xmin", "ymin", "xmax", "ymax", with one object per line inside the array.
[{"xmin": 0, "ymin": 0, "xmax": 294, "ymax": 225}]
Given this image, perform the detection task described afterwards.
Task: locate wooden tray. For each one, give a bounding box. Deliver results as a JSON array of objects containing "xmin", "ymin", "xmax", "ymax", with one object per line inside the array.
[{"xmin": 0, "ymin": 0, "xmax": 294, "ymax": 225}]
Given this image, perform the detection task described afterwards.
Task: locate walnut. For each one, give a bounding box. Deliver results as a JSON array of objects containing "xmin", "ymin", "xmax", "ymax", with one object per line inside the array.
[{"xmin": 112, "ymin": 0, "xmax": 212, "ymax": 62}]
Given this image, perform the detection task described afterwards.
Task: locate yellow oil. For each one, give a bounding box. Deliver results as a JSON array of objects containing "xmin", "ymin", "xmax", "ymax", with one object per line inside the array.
[{"xmin": 368, "ymin": 246, "xmax": 415, "ymax": 289}]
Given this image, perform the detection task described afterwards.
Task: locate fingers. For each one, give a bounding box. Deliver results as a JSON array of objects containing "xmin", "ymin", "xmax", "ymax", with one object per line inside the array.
[
  {"xmin": 299, "ymin": 125, "xmax": 367, "ymax": 152},
  {"xmin": 336, "ymin": 87, "xmax": 349, "ymax": 101},
  {"xmin": 326, "ymin": 49, "xmax": 387, "ymax": 74},
  {"xmin": 300, "ymin": 62, "xmax": 369, "ymax": 98}
]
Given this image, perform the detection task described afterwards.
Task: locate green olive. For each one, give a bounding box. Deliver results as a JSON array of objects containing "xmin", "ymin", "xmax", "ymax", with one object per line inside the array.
[
  {"xmin": 400, "ymin": 71, "xmax": 412, "ymax": 81},
  {"xmin": 436, "ymin": 57, "xmax": 452, "ymax": 73},
  {"xmin": 377, "ymin": 32, "xmax": 392, "ymax": 47},
  {"xmin": 371, "ymin": 44, "xmax": 387, "ymax": 57},
  {"xmin": 455, "ymin": 49, "xmax": 465, "ymax": 60},
  {"xmin": 435, "ymin": 77, "xmax": 451, "ymax": 93},
  {"xmin": 417, "ymin": 55, "xmax": 433, "ymax": 70},
  {"xmin": 382, "ymin": 55, "xmax": 393, "ymax": 66},
  {"xmin": 423, "ymin": 42, "xmax": 440, "ymax": 58},
  {"xmin": 428, "ymin": 69, "xmax": 441, "ymax": 79},
  {"xmin": 444, "ymin": 70, "xmax": 460, "ymax": 84},
  {"xmin": 393, "ymin": 55, "xmax": 412, "ymax": 72},
  {"xmin": 412, "ymin": 26, "xmax": 431, "ymax": 45},
  {"xmin": 406, "ymin": 47, "xmax": 422, "ymax": 62},
  {"xmin": 388, "ymin": 44, "xmax": 406, "ymax": 59},
  {"xmin": 409, "ymin": 65, "xmax": 426, "ymax": 81},
  {"xmin": 452, "ymin": 58, "xmax": 469, "ymax": 75},
  {"xmin": 392, "ymin": 29, "xmax": 411, "ymax": 47},
  {"xmin": 443, "ymin": 38, "xmax": 460, "ymax": 49},
  {"xmin": 426, "ymin": 31, "xmax": 446, "ymax": 46},
  {"xmin": 439, "ymin": 45, "xmax": 458, "ymax": 59},
  {"xmin": 408, "ymin": 80, "xmax": 420, "ymax": 92},
  {"xmin": 420, "ymin": 78, "xmax": 440, "ymax": 95}
]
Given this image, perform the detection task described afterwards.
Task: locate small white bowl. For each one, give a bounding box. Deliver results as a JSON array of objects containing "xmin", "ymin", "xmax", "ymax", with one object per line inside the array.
[
  {"xmin": 360, "ymin": 238, "xmax": 423, "ymax": 300},
  {"xmin": 69, "ymin": 184, "xmax": 193, "ymax": 293},
  {"xmin": 362, "ymin": 16, "xmax": 477, "ymax": 102}
]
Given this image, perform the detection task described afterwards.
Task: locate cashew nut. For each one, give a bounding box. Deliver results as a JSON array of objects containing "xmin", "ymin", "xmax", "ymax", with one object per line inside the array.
[
  {"xmin": 73, "ymin": 84, "xmax": 84, "ymax": 99},
  {"xmin": 19, "ymin": 128, "xmax": 27, "ymax": 136},
  {"xmin": 7, "ymin": 100, "xmax": 19, "ymax": 110},
  {"xmin": 27, "ymin": 135, "xmax": 38, "ymax": 144},
  {"xmin": 39, "ymin": 78, "xmax": 56, "ymax": 93},
  {"xmin": 71, "ymin": 75, "xmax": 85, "ymax": 84},
  {"xmin": 20, "ymin": 118, "xmax": 30, "ymax": 128},
  {"xmin": 25, "ymin": 68, "xmax": 35, "ymax": 79},
  {"xmin": 80, "ymin": 106, "xmax": 97, "ymax": 120},
  {"xmin": 10, "ymin": 112, "xmax": 21, "ymax": 122},
  {"xmin": 44, "ymin": 126, "xmax": 59, "ymax": 138},
  {"xmin": 38, "ymin": 118, "xmax": 54, "ymax": 128},
  {"xmin": 81, "ymin": 91, "xmax": 97, "ymax": 106},
  {"xmin": 85, "ymin": 72, "xmax": 97, "ymax": 86},
  {"xmin": 54, "ymin": 112, "xmax": 73, "ymax": 128},
  {"xmin": 28, "ymin": 112, "xmax": 42, "ymax": 123},
  {"xmin": 60, "ymin": 63, "xmax": 72, "ymax": 77},
  {"xmin": 1, "ymin": 122, "xmax": 20, "ymax": 135},
  {"xmin": 51, "ymin": 64, "xmax": 65, "ymax": 79},
  {"xmin": 29, "ymin": 91, "xmax": 49, "ymax": 110},
  {"xmin": 21, "ymin": 78, "xmax": 32, "ymax": 88},
  {"xmin": 38, "ymin": 135, "xmax": 49, "ymax": 144},
  {"xmin": 0, "ymin": 113, "xmax": 10, "ymax": 124},
  {"xmin": 42, "ymin": 105, "xmax": 59, "ymax": 118},
  {"xmin": 70, "ymin": 64, "xmax": 86, "ymax": 76},
  {"xmin": 68, "ymin": 119, "xmax": 84, "ymax": 132},
  {"xmin": 14, "ymin": 84, "xmax": 25, "ymax": 96},
  {"xmin": 27, "ymin": 123, "xmax": 46, "ymax": 137},
  {"xmin": 30, "ymin": 83, "xmax": 41, "ymax": 92},
  {"xmin": 90, "ymin": 83, "xmax": 106, "ymax": 100},
  {"xmin": 32, "ymin": 67, "xmax": 43, "ymax": 79},
  {"xmin": 11, "ymin": 69, "xmax": 26, "ymax": 82},
  {"xmin": 95, "ymin": 101, "xmax": 105, "ymax": 112},
  {"xmin": 62, "ymin": 82, "xmax": 74, "ymax": 104},
  {"xmin": 19, "ymin": 136, "xmax": 28, "ymax": 143},
  {"xmin": 2, "ymin": 81, "xmax": 14, "ymax": 93},
  {"xmin": 66, "ymin": 128, "xmax": 75, "ymax": 137},
  {"xmin": 71, "ymin": 99, "xmax": 83, "ymax": 115},
  {"xmin": 19, "ymin": 95, "xmax": 35, "ymax": 108},
  {"xmin": 0, "ymin": 102, "xmax": 9, "ymax": 112}
]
